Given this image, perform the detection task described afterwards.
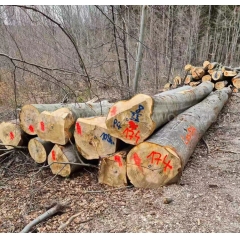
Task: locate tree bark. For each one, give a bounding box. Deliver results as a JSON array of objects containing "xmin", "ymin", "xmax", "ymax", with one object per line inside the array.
[
  {"xmin": 126, "ymin": 87, "xmax": 232, "ymax": 188},
  {"xmin": 189, "ymin": 81, "xmax": 201, "ymax": 87},
  {"xmin": 106, "ymin": 81, "xmax": 214, "ymax": 145},
  {"xmin": 28, "ymin": 137, "xmax": 54, "ymax": 163},
  {"xmin": 74, "ymin": 116, "xmax": 119, "ymax": 160},
  {"xmin": 36, "ymin": 101, "xmax": 113, "ymax": 145},
  {"xmin": 98, "ymin": 147, "xmax": 132, "ymax": 187}
]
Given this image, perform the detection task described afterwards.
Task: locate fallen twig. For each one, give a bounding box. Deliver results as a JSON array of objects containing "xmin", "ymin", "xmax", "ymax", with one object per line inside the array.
[
  {"xmin": 58, "ymin": 211, "xmax": 83, "ymax": 230},
  {"xmin": 201, "ymin": 137, "xmax": 210, "ymax": 155},
  {"xmin": 20, "ymin": 199, "xmax": 70, "ymax": 233},
  {"xmin": 0, "ymin": 150, "xmax": 14, "ymax": 158}
]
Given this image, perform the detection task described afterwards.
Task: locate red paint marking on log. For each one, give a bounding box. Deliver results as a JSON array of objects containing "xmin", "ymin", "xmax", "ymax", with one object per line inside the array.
[
  {"xmin": 114, "ymin": 155, "xmax": 122, "ymax": 167},
  {"xmin": 110, "ymin": 106, "xmax": 117, "ymax": 116},
  {"xmin": 133, "ymin": 152, "xmax": 142, "ymax": 170},
  {"xmin": 52, "ymin": 150, "xmax": 56, "ymax": 161},
  {"xmin": 29, "ymin": 125, "xmax": 34, "ymax": 133},
  {"xmin": 129, "ymin": 120, "xmax": 138, "ymax": 130},
  {"xmin": 123, "ymin": 126, "xmax": 141, "ymax": 144},
  {"xmin": 134, "ymin": 130, "xmax": 140, "ymax": 144},
  {"xmin": 76, "ymin": 122, "xmax": 82, "ymax": 135},
  {"xmin": 163, "ymin": 160, "xmax": 173, "ymax": 172},
  {"xmin": 181, "ymin": 125, "xmax": 197, "ymax": 145},
  {"xmin": 40, "ymin": 121, "xmax": 45, "ymax": 131},
  {"xmin": 147, "ymin": 151, "xmax": 168, "ymax": 165},
  {"xmin": 9, "ymin": 132, "xmax": 14, "ymax": 140}
]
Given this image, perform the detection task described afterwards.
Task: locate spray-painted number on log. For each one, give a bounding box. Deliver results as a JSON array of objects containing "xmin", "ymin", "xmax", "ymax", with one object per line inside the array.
[
  {"xmin": 129, "ymin": 104, "xmax": 144, "ymax": 122},
  {"xmin": 100, "ymin": 133, "xmax": 115, "ymax": 145},
  {"xmin": 114, "ymin": 155, "xmax": 122, "ymax": 167},
  {"xmin": 181, "ymin": 126, "xmax": 196, "ymax": 145},
  {"xmin": 113, "ymin": 119, "xmax": 122, "ymax": 129},
  {"xmin": 147, "ymin": 151, "xmax": 173, "ymax": 172},
  {"xmin": 123, "ymin": 121, "xmax": 140, "ymax": 144}
]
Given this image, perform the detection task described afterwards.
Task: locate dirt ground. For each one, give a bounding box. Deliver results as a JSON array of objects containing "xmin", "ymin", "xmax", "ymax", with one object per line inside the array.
[{"xmin": 0, "ymin": 93, "xmax": 240, "ymax": 233}]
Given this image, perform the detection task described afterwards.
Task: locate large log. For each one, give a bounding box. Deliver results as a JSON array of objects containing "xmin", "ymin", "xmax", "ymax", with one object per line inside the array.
[
  {"xmin": 37, "ymin": 101, "xmax": 113, "ymax": 145},
  {"xmin": 74, "ymin": 116, "xmax": 119, "ymax": 160},
  {"xmin": 105, "ymin": 81, "xmax": 214, "ymax": 145},
  {"xmin": 232, "ymin": 73, "xmax": 240, "ymax": 88},
  {"xmin": 98, "ymin": 147, "xmax": 132, "ymax": 187},
  {"xmin": 20, "ymin": 101, "xmax": 112, "ymax": 135},
  {"xmin": 28, "ymin": 137, "xmax": 54, "ymax": 163},
  {"xmin": 191, "ymin": 67, "xmax": 205, "ymax": 80},
  {"xmin": 0, "ymin": 120, "xmax": 31, "ymax": 149},
  {"xmin": 126, "ymin": 87, "xmax": 232, "ymax": 188},
  {"xmin": 48, "ymin": 144, "xmax": 82, "ymax": 177},
  {"xmin": 155, "ymin": 86, "xmax": 192, "ymax": 96}
]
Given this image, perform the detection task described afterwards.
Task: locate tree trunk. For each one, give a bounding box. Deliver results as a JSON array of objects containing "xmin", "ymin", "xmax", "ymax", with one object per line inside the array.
[
  {"xmin": 28, "ymin": 137, "xmax": 54, "ymax": 163},
  {"xmin": 98, "ymin": 147, "xmax": 132, "ymax": 187},
  {"xmin": 202, "ymin": 74, "xmax": 212, "ymax": 82},
  {"xmin": 191, "ymin": 67, "xmax": 205, "ymax": 80},
  {"xmin": 48, "ymin": 144, "xmax": 82, "ymax": 177},
  {"xmin": 0, "ymin": 120, "xmax": 31, "ymax": 149},
  {"xmin": 126, "ymin": 87, "xmax": 232, "ymax": 188},
  {"xmin": 105, "ymin": 81, "xmax": 214, "ymax": 145},
  {"xmin": 232, "ymin": 73, "xmax": 240, "ymax": 88},
  {"xmin": 214, "ymin": 81, "xmax": 228, "ymax": 90},
  {"xmin": 37, "ymin": 101, "xmax": 113, "ymax": 145},
  {"xmin": 74, "ymin": 116, "xmax": 119, "ymax": 160}
]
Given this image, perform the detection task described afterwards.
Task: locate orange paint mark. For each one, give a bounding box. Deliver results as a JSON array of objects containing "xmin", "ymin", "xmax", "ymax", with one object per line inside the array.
[
  {"xmin": 29, "ymin": 125, "xmax": 34, "ymax": 133},
  {"xmin": 129, "ymin": 120, "xmax": 138, "ymax": 130},
  {"xmin": 163, "ymin": 159, "xmax": 173, "ymax": 172},
  {"xmin": 181, "ymin": 126, "xmax": 197, "ymax": 145},
  {"xmin": 76, "ymin": 122, "xmax": 82, "ymax": 135},
  {"xmin": 52, "ymin": 150, "xmax": 56, "ymax": 161},
  {"xmin": 123, "ymin": 121, "xmax": 140, "ymax": 144},
  {"xmin": 40, "ymin": 121, "xmax": 45, "ymax": 131},
  {"xmin": 9, "ymin": 132, "xmax": 14, "ymax": 140},
  {"xmin": 114, "ymin": 155, "xmax": 122, "ymax": 167},
  {"xmin": 110, "ymin": 106, "xmax": 117, "ymax": 116},
  {"xmin": 133, "ymin": 152, "xmax": 142, "ymax": 170}
]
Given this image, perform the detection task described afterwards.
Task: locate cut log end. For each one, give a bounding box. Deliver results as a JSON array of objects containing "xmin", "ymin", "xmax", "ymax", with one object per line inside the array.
[
  {"xmin": 191, "ymin": 67, "xmax": 205, "ymax": 80},
  {"xmin": 98, "ymin": 149, "xmax": 129, "ymax": 187},
  {"xmin": 202, "ymin": 75, "xmax": 212, "ymax": 82},
  {"xmin": 0, "ymin": 121, "xmax": 23, "ymax": 149},
  {"xmin": 74, "ymin": 117, "xmax": 118, "ymax": 160},
  {"xmin": 106, "ymin": 94, "xmax": 154, "ymax": 145},
  {"xmin": 184, "ymin": 64, "xmax": 192, "ymax": 71},
  {"xmin": 126, "ymin": 143, "xmax": 182, "ymax": 188}
]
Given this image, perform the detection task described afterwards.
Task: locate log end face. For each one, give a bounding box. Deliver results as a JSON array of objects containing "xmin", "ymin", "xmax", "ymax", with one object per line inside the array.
[
  {"xmin": 28, "ymin": 138, "xmax": 47, "ymax": 163},
  {"xmin": 126, "ymin": 143, "xmax": 182, "ymax": 188},
  {"xmin": 106, "ymin": 94, "xmax": 154, "ymax": 145}
]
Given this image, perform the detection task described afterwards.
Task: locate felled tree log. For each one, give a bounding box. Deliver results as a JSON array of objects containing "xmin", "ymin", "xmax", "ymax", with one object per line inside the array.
[
  {"xmin": 189, "ymin": 81, "xmax": 201, "ymax": 87},
  {"xmin": 184, "ymin": 75, "xmax": 193, "ymax": 84},
  {"xmin": 233, "ymin": 87, "xmax": 239, "ymax": 93},
  {"xmin": 232, "ymin": 73, "xmax": 240, "ymax": 88},
  {"xmin": 28, "ymin": 137, "xmax": 54, "ymax": 163},
  {"xmin": 203, "ymin": 61, "xmax": 210, "ymax": 70},
  {"xmin": 212, "ymin": 70, "xmax": 224, "ymax": 81},
  {"xmin": 106, "ymin": 81, "xmax": 214, "ymax": 145},
  {"xmin": 202, "ymin": 75, "xmax": 212, "ymax": 82},
  {"xmin": 191, "ymin": 67, "xmax": 205, "ymax": 80},
  {"xmin": 184, "ymin": 64, "xmax": 192, "ymax": 71},
  {"xmin": 126, "ymin": 87, "xmax": 232, "ymax": 188},
  {"xmin": 0, "ymin": 120, "xmax": 30, "ymax": 149},
  {"xmin": 155, "ymin": 86, "xmax": 192, "ymax": 96},
  {"xmin": 37, "ymin": 101, "xmax": 113, "ymax": 145},
  {"xmin": 163, "ymin": 82, "xmax": 172, "ymax": 90},
  {"xmin": 224, "ymin": 70, "xmax": 237, "ymax": 77},
  {"xmin": 214, "ymin": 81, "xmax": 228, "ymax": 90},
  {"xmin": 208, "ymin": 62, "xmax": 219, "ymax": 70},
  {"xmin": 74, "ymin": 116, "xmax": 118, "ymax": 160},
  {"xmin": 173, "ymin": 76, "xmax": 182, "ymax": 85},
  {"xmin": 98, "ymin": 147, "xmax": 132, "ymax": 187},
  {"xmin": 208, "ymin": 69, "xmax": 215, "ymax": 75},
  {"xmin": 48, "ymin": 144, "xmax": 82, "ymax": 177}
]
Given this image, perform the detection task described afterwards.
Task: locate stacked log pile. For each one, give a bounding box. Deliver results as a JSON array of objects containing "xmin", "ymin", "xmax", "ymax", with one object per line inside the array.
[{"xmin": 0, "ymin": 64, "xmax": 235, "ymax": 188}]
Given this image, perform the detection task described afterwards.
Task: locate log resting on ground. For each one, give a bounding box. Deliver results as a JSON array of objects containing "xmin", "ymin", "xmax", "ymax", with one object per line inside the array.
[
  {"xmin": 74, "ymin": 116, "xmax": 119, "ymax": 160},
  {"xmin": 28, "ymin": 137, "xmax": 54, "ymax": 163},
  {"xmin": 126, "ymin": 87, "xmax": 232, "ymax": 188},
  {"xmin": 37, "ymin": 101, "xmax": 113, "ymax": 145},
  {"xmin": 105, "ymin": 81, "xmax": 214, "ymax": 145}
]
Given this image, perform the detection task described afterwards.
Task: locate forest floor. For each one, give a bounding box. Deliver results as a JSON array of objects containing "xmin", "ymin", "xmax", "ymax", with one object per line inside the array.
[{"xmin": 0, "ymin": 93, "xmax": 240, "ymax": 233}]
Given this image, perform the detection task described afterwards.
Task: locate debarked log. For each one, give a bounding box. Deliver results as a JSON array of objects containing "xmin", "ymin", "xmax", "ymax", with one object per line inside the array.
[
  {"xmin": 105, "ymin": 81, "xmax": 214, "ymax": 145},
  {"xmin": 126, "ymin": 87, "xmax": 232, "ymax": 188}
]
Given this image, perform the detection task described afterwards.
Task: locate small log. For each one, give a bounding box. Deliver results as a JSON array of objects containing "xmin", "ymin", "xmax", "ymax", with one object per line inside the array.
[
  {"xmin": 37, "ymin": 101, "xmax": 113, "ymax": 145},
  {"xmin": 126, "ymin": 88, "xmax": 232, "ymax": 188},
  {"xmin": 189, "ymin": 81, "xmax": 201, "ymax": 87},
  {"xmin": 208, "ymin": 62, "xmax": 219, "ymax": 70},
  {"xmin": 202, "ymin": 75, "xmax": 212, "ymax": 82},
  {"xmin": 98, "ymin": 147, "xmax": 132, "ymax": 187},
  {"xmin": 203, "ymin": 61, "xmax": 210, "ymax": 70},
  {"xmin": 48, "ymin": 144, "xmax": 82, "ymax": 177},
  {"xmin": 171, "ymin": 83, "xmax": 177, "ymax": 89},
  {"xmin": 155, "ymin": 86, "xmax": 192, "ymax": 96},
  {"xmin": 208, "ymin": 69, "xmax": 215, "ymax": 75},
  {"xmin": 221, "ymin": 66, "xmax": 234, "ymax": 72},
  {"xmin": 191, "ymin": 67, "xmax": 205, "ymax": 80},
  {"xmin": 184, "ymin": 75, "xmax": 193, "ymax": 84},
  {"xmin": 28, "ymin": 137, "xmax": 54, "ymax": 163},
  {"xmin": 214, "ymin": 81, "xmax": 228, "ymax": 90},
  {"xmin": 0, "ymin": 120, "xmax": 30, "ymax": 149},
  {"xmin": 74, "ymin": 116, "xmax": 118, "ymax": 160},
  {"xmin": 173, "ymin": 76, "xmax": 182, "ymax": 86},
  {"xmin": 212, "ymin": 70, "xmax": 224, "ymax": 81},
  {"xmin": 232, "ymin": 73, "xmax": 240, "ymax": 89},
  {"xmin": 163, "ymin": 82, "xmax": 172, "ymax": 90},
  {"xmin": 105, "ymin": 82, "xmax": 214, "ymax": 145},
  {"xmin": 223, "ymin": 71, "xmax": 237, "ymax": 77},
  {"xmin": 184, "ymin": 64, "xmax": 192, "ymax": 71}
]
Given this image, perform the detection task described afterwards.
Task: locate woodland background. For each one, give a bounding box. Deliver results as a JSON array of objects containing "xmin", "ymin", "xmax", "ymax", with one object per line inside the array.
[{"xmin": 1, "ymin": 5, "xmax": 240, "ymax": 119}]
